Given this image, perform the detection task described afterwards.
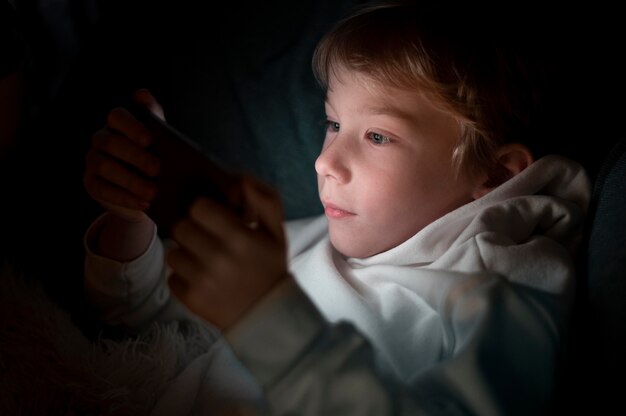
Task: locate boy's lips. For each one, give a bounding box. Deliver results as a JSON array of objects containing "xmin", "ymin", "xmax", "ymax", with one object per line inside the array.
[{"xmin": 323, "ymin": 201, "xmax": 356, "ymax": 219}]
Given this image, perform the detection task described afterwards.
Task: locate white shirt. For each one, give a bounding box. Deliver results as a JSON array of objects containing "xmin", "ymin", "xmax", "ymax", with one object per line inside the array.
[{"xmin": 85, "ymin": 155, "xmax": 591, "ymax": 415}]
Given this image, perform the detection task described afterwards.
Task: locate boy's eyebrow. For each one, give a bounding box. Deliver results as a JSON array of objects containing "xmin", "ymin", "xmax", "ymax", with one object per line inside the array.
[
  {"xmin": 325, "ymin": 100, "xmax": 416, "ymax": 122},
  {"xmin": 363, "ymin": 104, "xmax": 416, "ymax": 121}
]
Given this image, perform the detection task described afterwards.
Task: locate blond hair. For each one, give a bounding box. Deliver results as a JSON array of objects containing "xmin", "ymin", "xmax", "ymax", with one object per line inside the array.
[{"xmin": 312, "ymin": 1, "xmax": 548, "ymax": 178}]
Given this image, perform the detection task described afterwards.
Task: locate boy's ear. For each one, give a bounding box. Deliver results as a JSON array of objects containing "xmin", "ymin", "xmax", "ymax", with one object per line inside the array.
[{"xmin": 472, "ymin": 143, "xmax": 534, "ymax": 199}]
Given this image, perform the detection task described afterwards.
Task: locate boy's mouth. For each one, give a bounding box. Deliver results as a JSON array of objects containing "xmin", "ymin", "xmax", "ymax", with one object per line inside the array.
[{"xmin": 323, "ymin": 201, "xmax": 356, "ymax": 219}]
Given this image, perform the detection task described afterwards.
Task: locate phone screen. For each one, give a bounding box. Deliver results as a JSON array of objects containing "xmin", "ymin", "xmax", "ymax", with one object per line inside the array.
[{"xmin": 130, "ymin": 106, "xmax": 243, "ymax": 238}]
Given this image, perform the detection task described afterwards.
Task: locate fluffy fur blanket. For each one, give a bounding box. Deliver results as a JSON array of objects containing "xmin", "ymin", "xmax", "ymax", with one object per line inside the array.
[{"xmin": 0, "ymin": 262, "xmax": 212, "ymax": 415}]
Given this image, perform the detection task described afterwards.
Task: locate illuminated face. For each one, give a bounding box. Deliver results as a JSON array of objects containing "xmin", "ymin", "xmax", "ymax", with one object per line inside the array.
[{"xmin": 316, "ymin": 69, "xmax": 483, "ymax": 258}]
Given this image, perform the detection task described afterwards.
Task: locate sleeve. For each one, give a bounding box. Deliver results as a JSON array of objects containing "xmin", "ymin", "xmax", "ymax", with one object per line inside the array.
[
  {"xmin": 83, "ymin": 214, "xmax": 195, "ymax": 332},
  {"xmin": 226, "ymin": 274, "xmax": 563, "ymax": 416}
]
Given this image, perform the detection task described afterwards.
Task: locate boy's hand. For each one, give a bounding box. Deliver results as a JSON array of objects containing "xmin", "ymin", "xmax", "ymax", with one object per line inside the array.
[
  {"xmin": 84, "ymin": 89, "xmax": 163, "ymax": 223},
  {"xmin": 167, "ymin": 175, "xmax": 288, "ymax": 330}
]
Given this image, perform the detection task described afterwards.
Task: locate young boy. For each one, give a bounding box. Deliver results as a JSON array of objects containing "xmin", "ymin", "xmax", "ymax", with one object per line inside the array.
[{"xmin": 83, "ymin": 2, "xmax": 590, "ymax": 414}]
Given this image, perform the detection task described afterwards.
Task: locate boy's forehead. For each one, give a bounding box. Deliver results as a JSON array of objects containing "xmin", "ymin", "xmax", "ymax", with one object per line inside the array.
[
  {"xmin": 327, "ymin": 69, "xmax": 387, "ymax": 94},
  {"xmin": 326, "ymin": 74, "xmax": 431, "ymax": 111},
  {"xmin": 326, "ymin": 68, "xmax": 433, "ymax": 102},
  {"xmin": 324, "ymin": 73, "xmax": 458, "ymax": 127}
]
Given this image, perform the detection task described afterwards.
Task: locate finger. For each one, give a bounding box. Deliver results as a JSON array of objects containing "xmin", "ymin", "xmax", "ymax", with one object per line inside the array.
[
  {"xmin": 187, "ymin": 197, "xmax": 249, "ymax": 242},
  {"xmin": 241, "ymin": 175, "xmax": 285, "ymax": 242},
  {"xmin": 133, "ymin": 88, "xmax": 165, "ymax": 120},
  {"xmin": 166, "ymin": 245, "xmax": 205, "ymax": 280},
  {"xmin": 170, "ymin": 217, "xmax": 223, "ymax": 262},
  {"xmin": 168, "ymin": 273, "xmax": 192, "ymax": 306},
  {"xmin": 168, "ymin": 272, "xmax": 212, "ymax": 321},
  {"xmin": 91, "ymin": 129, "xmax": 161, "ymax": 177},
  {"xmin": 83, "ymin": 173, "xmax": 151, "ymax": 212},
  {"xmin": 106, "ymin": 107, "xmax": 152, "ymax": 147},
  {"xmin": 85, "ymin": 150, "xmax": 158, "ymax": 201}
]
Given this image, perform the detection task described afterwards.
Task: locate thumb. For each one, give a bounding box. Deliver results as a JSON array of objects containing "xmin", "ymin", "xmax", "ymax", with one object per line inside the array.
[
  {"xmin": 133, "ymin": 88, "xmax": 165, "ymax": 120},
  {"xmin": 241, "ymin": 175, "xmax": 285, "ymax": 243}
]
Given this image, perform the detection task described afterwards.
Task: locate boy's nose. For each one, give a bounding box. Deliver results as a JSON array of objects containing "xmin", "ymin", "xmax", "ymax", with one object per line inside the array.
[{"xmin": 315, "ymin": 136, "xmax": 351, "ymax": 183}]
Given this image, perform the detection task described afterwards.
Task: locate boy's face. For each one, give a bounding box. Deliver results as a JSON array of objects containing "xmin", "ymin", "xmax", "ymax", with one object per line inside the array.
[{"xmin": 317, "ymin": 69, "xmax": 483, "ymax": 258}]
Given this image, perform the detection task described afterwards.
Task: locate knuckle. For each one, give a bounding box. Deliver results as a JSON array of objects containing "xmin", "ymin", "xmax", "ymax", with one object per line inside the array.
[
  {"xmin": 188, "ymin": 198, "xmax": 208, "ymax": 221},
  {"xmin": 198, "ymin": 277, "xmax": 217, "ymax": 295},
  {"xmin": 93, "ymin": 156, "xmax": 113, "ymax": 178},
  {"xmin": 170, "ymin": 219, "xmax": 190, "ymax": 241},
  {"xmin": 106, "ymin": 107, "xmax": 125, "ymax": 126},
  {"xmin": 98, "ymin": 184, "xmax": 117, "ymax": 203},
  {"xmin": 210, "ymin": 255, "xmax": 231, "ymax": 276},
  {"xmin": 140, "ymin": 153, "xmax": 160, "ymax": 176},
  {"xmin": 234, "ymin": 234, "xmax": 255, "ymax": 254},
  {"xmin": 91, "ymin": 130, "xmax": 108, "ymax": 150},
  {"xmin": 127, "ymin": 175, "xmax": 150, "ymax": 198},
  {"xmin": 97, "ymin": 136, "xmax": 116, "ymax": 154}
]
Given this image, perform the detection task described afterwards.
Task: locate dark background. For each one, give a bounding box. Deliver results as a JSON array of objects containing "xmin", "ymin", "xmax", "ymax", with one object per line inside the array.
[
  {"xmin": 2, "ymin": 1, "xmax": 625, "ymax": 413},
  {"xmin": 5, "ymin": 0, "xmax": 626, "ymax": 352},
  {"xmin": 6, "ymin": 0, "xmax": 369, "ymax": 308}
]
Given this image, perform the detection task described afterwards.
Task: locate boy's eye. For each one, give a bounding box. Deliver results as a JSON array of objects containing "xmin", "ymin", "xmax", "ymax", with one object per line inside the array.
[
  {"xmin": 367, "ymin": 132, "xmax": 391, "ymax": 145},
  {"xmin": 326, "ymin": 120, "xmax": 340, "ymax": 132}
]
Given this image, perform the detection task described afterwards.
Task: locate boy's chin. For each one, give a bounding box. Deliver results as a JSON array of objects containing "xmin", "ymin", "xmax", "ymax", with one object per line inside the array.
[{"xmin": 329, "ymin": 235, "xmax": 380, "ymax": 259}]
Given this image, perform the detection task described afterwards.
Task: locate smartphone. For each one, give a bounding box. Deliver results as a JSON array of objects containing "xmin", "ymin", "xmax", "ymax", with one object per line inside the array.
[{"xmin": 129, "ymin": 105, "xmax": 243, "ymax": 238}]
